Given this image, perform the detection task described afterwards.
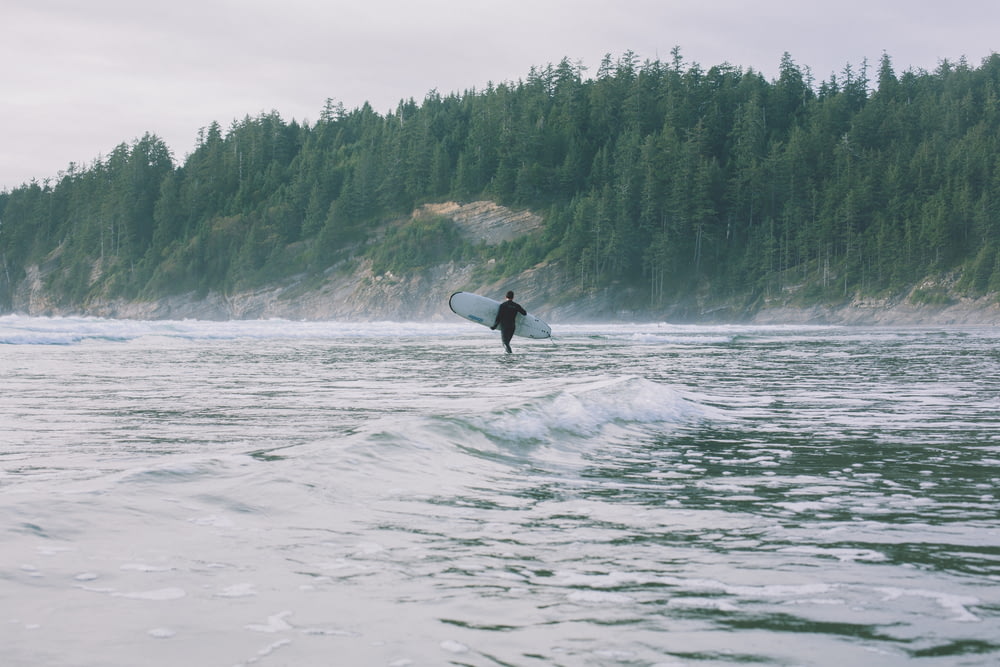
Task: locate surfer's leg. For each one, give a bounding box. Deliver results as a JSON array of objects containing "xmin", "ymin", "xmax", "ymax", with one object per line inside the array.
[{"xmin": 501, "ymin": 328, "xmax": 513, "ymax": 353}]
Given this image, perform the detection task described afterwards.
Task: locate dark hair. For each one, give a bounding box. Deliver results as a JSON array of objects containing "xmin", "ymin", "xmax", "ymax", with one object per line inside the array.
[{"xmin": 506, "ymin": 290, "xmax": 514, "ymax": 299}]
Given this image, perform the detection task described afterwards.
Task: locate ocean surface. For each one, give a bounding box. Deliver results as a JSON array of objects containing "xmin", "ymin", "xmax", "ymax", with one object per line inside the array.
[{"xmin": 1, "ymin": 315, "xmax": 998, "ymax": 666}]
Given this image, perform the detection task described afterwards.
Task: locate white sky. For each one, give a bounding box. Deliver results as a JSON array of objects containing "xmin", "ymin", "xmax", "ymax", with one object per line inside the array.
[{"xmin": 3, "ymin": 0, "xmax": 997, "ymax": 190}]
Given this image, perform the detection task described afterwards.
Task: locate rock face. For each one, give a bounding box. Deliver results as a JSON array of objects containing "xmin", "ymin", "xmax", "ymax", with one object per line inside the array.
[
  {"xmin": 750, "ymin": 293, "xmax": 1000, "ymax": 326},
  {"xmin": 7, "ymin": 200, "xmax": 1000, "ymax": 325},
  {"xmin": 9, "ymin": 201, "xmax": 560, "ymax": 322},
  {"xmin": 415, "ymin": 201, "xmax": 543, "ymax": 245},
  {"xmin": 63, "ymin": 260, "xmax": 483, "ymax": 322}
]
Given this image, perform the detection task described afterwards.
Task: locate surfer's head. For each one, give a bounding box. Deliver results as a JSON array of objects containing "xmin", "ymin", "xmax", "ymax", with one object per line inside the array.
[{"xmin": 506, "ymin": 291, "xmax": 514, "ymax": 300}]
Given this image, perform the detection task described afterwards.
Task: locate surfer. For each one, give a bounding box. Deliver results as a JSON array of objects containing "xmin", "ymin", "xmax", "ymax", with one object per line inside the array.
[{"xmin": 491, "ymin": 290, "xmax": 527, "ymax": 353}]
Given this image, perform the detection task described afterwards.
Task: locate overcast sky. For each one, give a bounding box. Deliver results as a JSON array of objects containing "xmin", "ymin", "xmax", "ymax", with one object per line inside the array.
[{"xmin": 3, "ymin": 0, "xmax": 997, "ymax": 190}]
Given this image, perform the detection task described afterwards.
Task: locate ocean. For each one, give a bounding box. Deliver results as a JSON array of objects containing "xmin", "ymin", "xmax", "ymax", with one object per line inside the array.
[{"xmin": 2, "ymin": 315, "xmax": 998, "ymax": 666}]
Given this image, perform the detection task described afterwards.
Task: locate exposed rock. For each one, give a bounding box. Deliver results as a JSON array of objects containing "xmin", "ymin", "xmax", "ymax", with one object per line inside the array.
[
  {"xmin": 415, "ymin": 201, "xmax": 542, "ymax": 245},
  {"xmin": 7, "ymin": 200, "xmax": 1000, "ymax": 326},
  {"xmin": 751, "ymin": 294, "xmax": 1000, "ymax": 326},
  {"xmin": 83, "ymin": 259, "xmax": 481, "ymax": 322}
]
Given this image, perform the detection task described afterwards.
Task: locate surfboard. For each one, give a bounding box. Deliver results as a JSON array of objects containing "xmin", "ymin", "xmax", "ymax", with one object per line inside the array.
[{"xmin": 449, "ymin": 292, "xmax": 551, "ymax": 339}]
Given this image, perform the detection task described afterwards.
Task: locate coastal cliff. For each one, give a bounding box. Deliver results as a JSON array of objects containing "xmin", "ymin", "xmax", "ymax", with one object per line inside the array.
[{"xmin": 9, "ymin": 200, "xmax": 1000, "ymax": 326}]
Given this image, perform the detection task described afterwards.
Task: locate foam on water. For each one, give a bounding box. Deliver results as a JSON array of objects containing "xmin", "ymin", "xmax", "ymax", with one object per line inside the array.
[
  {"xmin": 2, "ymin": 318, "xmax": 999, "ymax": 666},
  {"xmin": 0, "ymin": 314, "xmax": 472, "ymax": 345},
  {"xmin": 0, "ymin": 314, "xmax": 841, "ymax": 346},
  {"xmin": 462, "ymin": 375, "xmax": 721, "ymax": 443}
]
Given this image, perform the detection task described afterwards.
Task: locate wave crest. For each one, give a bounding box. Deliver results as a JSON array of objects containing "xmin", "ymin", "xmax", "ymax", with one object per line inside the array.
[{"xmin": 464, "ymin": 376, "xmax": 717, "ymax": 443}]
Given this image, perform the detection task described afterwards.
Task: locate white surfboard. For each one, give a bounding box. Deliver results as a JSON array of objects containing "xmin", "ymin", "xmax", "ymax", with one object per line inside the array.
[{"xmin": 449, "ymin": 292, "xmax": 551, "ymax": 339}]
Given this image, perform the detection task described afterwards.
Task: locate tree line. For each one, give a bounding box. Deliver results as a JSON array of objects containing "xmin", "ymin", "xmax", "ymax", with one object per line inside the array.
[{"xmin": 2, "ymin": 49, "xmax": 999, "ymax": 311}]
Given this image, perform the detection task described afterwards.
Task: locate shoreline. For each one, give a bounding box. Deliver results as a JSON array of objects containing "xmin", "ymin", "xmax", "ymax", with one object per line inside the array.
[
  {"xmin": 5, "ymin": 291, "xmax": 999, "ymax": 327},
  {"xmin": 8, "ymin": 254, "xmax": 1000, "ymax": 328}
]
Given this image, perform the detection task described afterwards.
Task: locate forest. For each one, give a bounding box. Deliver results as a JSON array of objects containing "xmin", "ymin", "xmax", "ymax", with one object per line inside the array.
[{"xmin": 2, "ymin": 49, "xmax": 1000, "ymax": 313}]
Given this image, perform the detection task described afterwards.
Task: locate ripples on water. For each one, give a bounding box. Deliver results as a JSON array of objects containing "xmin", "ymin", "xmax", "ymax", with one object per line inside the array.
[{"xmin": 2, "ymin": 315, "xmax": 999, "ymax": 666}]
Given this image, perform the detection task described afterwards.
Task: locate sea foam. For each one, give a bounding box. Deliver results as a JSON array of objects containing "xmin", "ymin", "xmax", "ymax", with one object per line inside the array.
[{"xmin": 468, "ymin": 376, "xmax": 719, "ymax": 442}]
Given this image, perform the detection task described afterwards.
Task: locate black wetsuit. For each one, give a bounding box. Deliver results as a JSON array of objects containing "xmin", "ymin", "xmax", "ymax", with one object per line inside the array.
[{"xmin": 492, "ymin": 299, "xmax": 527, "ymax": 353}]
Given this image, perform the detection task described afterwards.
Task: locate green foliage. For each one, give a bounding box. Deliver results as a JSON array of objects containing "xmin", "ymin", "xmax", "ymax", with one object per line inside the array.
[
  {"xmin": 3, "ymin": 51, "xmax": 1000, "ymax": 310},
  {"xmin": 367, "ymin": 216, "xmax": 467, "ymax": 275},
  {"xmin": 957, "ymin": 244, "xmax": 997, "ymax": 295},
  {"xmin": 910, "ymin": 286, "xmax": 954, "ymax": 305}
]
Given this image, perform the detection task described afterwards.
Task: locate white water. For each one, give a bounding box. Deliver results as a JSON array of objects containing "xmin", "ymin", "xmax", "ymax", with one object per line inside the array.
[{"xmin": 2, "ymin": 315, "xmax": 999, "ymax": 665}]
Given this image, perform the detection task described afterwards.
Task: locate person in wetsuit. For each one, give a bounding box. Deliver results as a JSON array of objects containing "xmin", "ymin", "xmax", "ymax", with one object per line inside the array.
[{"xmin": 491, "ymin": 290, "xmax": 527, "ymax": 353}]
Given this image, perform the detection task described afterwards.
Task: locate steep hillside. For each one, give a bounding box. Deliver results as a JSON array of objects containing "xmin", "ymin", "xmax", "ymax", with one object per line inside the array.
[
  {"xmin": 5, "ymin": 54, "xmax": 1000, "ymax": 323},
  {"xmin": 8, "ymin": 200, "xmax": 557, "ymax": 321},
  {"xmin": 10, "ymin": 200, "xmax": 1000, "ymax": 325},
  {"xmin": 415, "ymin": 201, "xmax": 543, "ymax": 245}
]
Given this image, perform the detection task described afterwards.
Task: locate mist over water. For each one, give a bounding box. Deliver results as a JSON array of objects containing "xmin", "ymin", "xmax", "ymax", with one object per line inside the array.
[{"xmin": 2, "ymin": 316, "xmax": 999, "ymax": 666}]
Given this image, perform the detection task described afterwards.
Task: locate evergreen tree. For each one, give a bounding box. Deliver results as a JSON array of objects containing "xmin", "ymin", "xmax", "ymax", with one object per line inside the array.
[{"xmin": 3, "ymin": 50, "xmax": 1000, "ymax": 312}]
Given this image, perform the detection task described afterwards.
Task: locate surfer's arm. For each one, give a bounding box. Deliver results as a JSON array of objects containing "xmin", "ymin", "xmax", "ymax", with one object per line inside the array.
[{"xmin": 491, "ymin": 307, "xmax": 500, "ymax": 330}]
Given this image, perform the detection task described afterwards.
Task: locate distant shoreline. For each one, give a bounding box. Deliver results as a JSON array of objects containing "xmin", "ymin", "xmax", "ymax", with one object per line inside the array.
[{"xmin": 6, "ymin": 288, "xmax": 999, "ymax": 327}]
